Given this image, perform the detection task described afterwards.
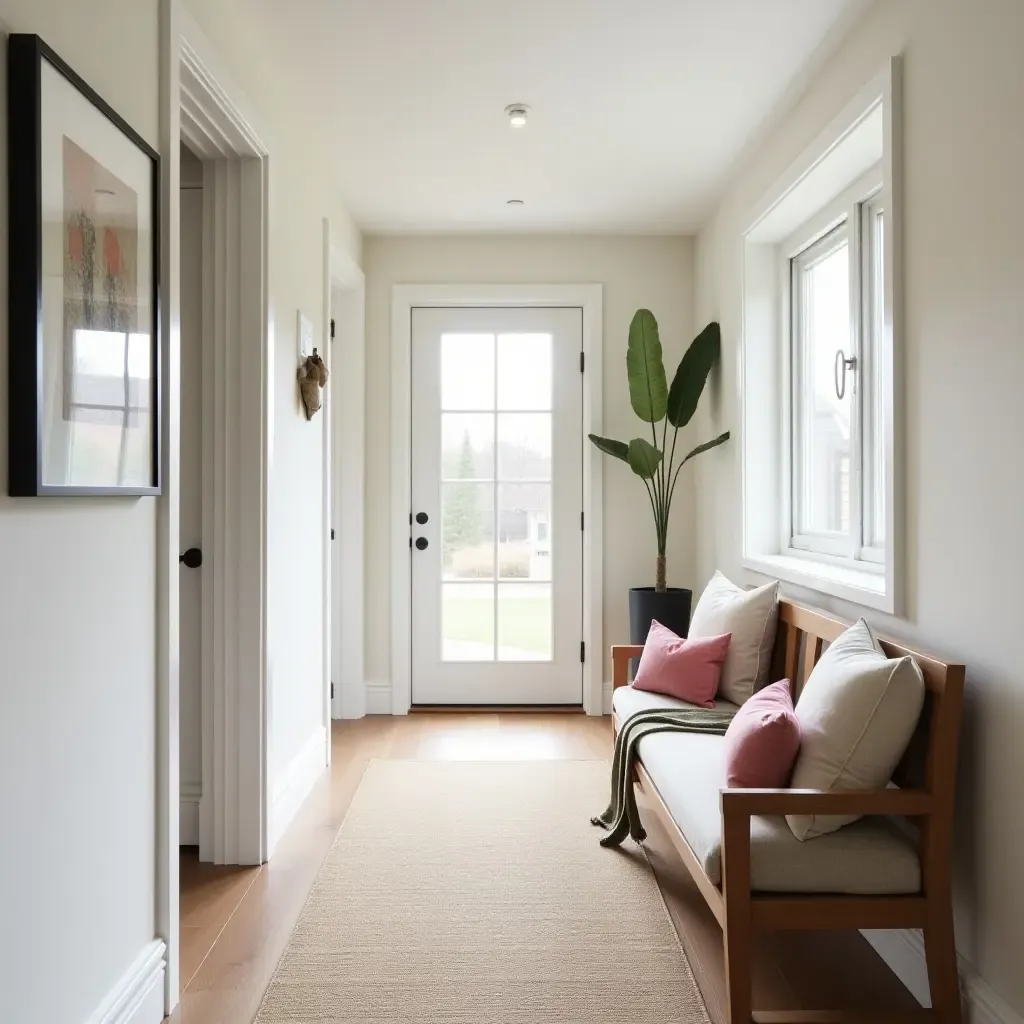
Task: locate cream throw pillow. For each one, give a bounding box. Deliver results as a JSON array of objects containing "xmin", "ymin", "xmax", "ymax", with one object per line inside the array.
[
  {"xmin": 688, "ymin": 572, "xmax": 779, "ymax": 706},
  {"xmin": 787, "ymin": 618, "xmax": 925, "ymax": 841}
]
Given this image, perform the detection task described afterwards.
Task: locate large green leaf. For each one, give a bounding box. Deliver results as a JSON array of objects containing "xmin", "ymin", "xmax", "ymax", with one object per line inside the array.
[
  {"xmin": 667, "ymin": 322, "xmax": 721, "ymax": 428},
  {"xmin": 588, "ymin": 434, "xmax": 629, "ymax": 462},
  {"xmin": 626, "ymin": 438, "xmax": 664, "ymax": 479},
  {"xmin": 626, "ymin": 309, "xmax": 668, "ymax": 423},
  {"xmin": 679, "ymin": 431, "xmax": 730, "ymax": 466}
]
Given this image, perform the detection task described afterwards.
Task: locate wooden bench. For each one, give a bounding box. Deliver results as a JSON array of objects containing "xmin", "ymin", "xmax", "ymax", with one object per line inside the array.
[{"xmin": 611, "ymin": 598, "xmax": 965, "ymax": 1024}]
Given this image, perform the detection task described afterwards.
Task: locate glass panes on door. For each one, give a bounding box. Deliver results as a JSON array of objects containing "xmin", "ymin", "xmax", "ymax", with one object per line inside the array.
[{"xmin": 439, "ymin": 333, "xmax": 553, "ymax": 662}]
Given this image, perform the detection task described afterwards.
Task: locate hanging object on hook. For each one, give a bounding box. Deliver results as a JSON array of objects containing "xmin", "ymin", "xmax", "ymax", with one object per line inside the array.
[{"xmin": 298, "ymin": 347, "xmax": 329, "ymax": 420}]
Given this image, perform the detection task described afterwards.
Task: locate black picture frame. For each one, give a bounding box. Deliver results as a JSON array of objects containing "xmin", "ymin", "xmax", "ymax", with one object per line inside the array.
[{"xmin": 8, "ymin": 34, "xmax": 161, "ymax": 496}]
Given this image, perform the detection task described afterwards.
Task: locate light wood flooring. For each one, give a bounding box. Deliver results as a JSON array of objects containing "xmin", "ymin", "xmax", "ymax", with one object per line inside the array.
[{"xmin": 171, "ymin": 713, "xmax": 917, "ymax": 1023}]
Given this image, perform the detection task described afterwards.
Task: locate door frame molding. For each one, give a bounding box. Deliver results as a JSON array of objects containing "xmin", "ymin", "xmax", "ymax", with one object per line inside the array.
[
  {"xmin": 158, "ymin": 1, "xmax": 273, "ymax": 1011},
  {"xmin": 180, "ymin": 21, "xmax": 271, "ymax": 869},
  {"xmin": 324, "ymin": 222, "xmax": 367, "ymax": 722},
  {"xmin": 389, "ymin": 284, "xmax": 604, "ymax": 716}
]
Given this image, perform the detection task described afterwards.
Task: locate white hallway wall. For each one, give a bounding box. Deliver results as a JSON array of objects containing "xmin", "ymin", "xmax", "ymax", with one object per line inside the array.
[
  {"xmin": 182, "ymin": 1, "xmax": 362, "ymax": 838},
  {"xmin": 0, "ymin": 2, "xmax": 361, "ymax": 1022},
  {"xmin": 363, "ymin": 235, "xmax": 700, "ymax": 706},
  {"xmin": 0, "ymin": 3, "xmax": 160, "ymax": 1023},
  {"xmin": 693, "ymin": 0, "xmax": 1024, "ymax": 1016}
]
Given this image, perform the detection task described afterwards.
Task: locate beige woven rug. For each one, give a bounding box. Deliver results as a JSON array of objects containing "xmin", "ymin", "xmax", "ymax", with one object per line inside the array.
[{"xmin": 255, "ymin": 759, "xmax": 710, "ymax": 1023}]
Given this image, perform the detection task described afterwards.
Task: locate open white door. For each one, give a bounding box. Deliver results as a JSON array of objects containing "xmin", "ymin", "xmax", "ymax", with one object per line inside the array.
[
  {"xmin": 178, "ymin": 145, "xmax": 203, "ymax": 846},
  {"xmin": 410, "ymin": 306, "xmax": 583, "ymax": 706}
]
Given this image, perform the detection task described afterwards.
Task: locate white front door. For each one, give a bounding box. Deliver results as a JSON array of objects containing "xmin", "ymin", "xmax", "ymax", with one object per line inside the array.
[{"xmin": 410, "ymin": 307, "xmax": 584, "ymax": 705}]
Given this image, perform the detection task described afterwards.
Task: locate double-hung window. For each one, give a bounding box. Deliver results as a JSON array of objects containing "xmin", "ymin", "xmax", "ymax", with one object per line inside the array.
[{"xmin": 787, "ymin": 174, "xmax": 886, "ymax": 572}]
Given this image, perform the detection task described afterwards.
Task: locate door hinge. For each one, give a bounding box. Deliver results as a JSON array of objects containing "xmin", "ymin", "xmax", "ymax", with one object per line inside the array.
[
  {"xmin": 330, "ymin": 682, "xmax": 334, "ymax": 699},
  {"xmin": 580, "ymin": 510, "xmax": 584, "ymax": 531},
  {"xmin": 330, "ymin": 528, "xmax": 335, "ymax": 540},
  {"xmin": 330, "ymin": 318, "xmax": 336, "ymax": 340},
  {"xmin": 580, "ymin": 641, "xmax": 586, "ymax": 663},
  {"xmin": 579, "ymin": 351, "xmax": 585, "ymax": 373}
]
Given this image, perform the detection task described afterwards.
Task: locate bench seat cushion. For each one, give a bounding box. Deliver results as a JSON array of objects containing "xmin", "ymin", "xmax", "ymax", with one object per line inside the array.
[
  {"xmin": 611, "ymin": 687, "xmax": 921, "ymax": 895},
  {"xmin": 611, "ymin": 681, "xmax": 742, "ymax": 719}
]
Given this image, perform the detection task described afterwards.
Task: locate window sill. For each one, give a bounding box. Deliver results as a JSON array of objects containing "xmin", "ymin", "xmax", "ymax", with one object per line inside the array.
[{"xmin": 742, "ymin": 552, "xmax": 893, "ymax": 614}]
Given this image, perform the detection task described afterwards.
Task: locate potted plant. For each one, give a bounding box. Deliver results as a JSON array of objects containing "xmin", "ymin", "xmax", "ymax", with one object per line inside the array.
[{"xmin": 589, "ymin": 310, "xmax": 729, "ymax": 650}]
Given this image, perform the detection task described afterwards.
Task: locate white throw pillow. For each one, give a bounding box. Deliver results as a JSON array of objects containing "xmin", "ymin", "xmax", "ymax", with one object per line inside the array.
[
  {"xmin": 787, "ymin": 618, "xmax": 925, "ymax": 841},
  {"xmin": 688, "ymin": 571, "xmax": 779, "ymax": 706}
]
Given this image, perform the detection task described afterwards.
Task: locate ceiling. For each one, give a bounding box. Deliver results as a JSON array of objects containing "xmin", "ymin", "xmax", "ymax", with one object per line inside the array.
[{"xmin": 210, "ymin": 0, "xmax": 865, "ymax": 234}]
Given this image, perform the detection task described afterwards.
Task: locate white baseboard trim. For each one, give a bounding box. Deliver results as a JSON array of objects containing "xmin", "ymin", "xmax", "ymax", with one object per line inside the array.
[
  {"xmin": 363, "ymin": 681, "xmax": 610, "ymax": 715},
  {"xmin": 270, "ymin": 726, "xmax": 327, "ymax": 853},
  {"xmin": 85, "ymin": 940, "xmax": 166, "ymax": 1024},
  {"xmin": 335, "ymin": 678, "xmax": 367, "ymax": 720},
  {"xmin": 365, "ymin": 681, "xmax": 392, "ymax": 715},
  {"xmin": 863, "ymin": 929, "xmax": 1022, "ymax": 1024},
  {"xmin": 179, "ymin": 782, "xmax": 201, "ymax": 846}
]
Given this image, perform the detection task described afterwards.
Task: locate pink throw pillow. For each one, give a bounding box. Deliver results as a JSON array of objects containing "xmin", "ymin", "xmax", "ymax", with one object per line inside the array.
[
  {"xmin": 631, "ymin": 622, "xmax": 732, "ymax": 709},
  {"xmin": 723, "ymin": 679, "xmax": 801, "ymax": 788}
]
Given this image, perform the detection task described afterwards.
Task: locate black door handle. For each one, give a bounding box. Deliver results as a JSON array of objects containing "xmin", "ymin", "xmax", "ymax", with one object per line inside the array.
[
  {"xmin": 415, "ymin": 512, "xmax": 429, "ymax": 525},
  {"xmin": 179, "ymin": 547, "xmax": 203, "ymax": 568},
  {"xmin": 415, "ymin": 537, "xmax": 428, "ymax": 550}
]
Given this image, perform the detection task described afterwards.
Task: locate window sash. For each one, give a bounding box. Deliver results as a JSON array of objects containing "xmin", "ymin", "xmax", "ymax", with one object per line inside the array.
[
  {"xmin": 786, "ymin": 176, "xmax": 885, "ymax": 570},
  {"xmin": 860, "ymin": 196, "xmax": 886, "ymax": 560},
  {"xmin": 789, "ymin": 222, "xmax": 858, "ymax": 556}
]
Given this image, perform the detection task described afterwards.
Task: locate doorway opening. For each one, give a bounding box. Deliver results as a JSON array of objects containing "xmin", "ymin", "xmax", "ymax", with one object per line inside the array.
[
  {"xmin": 176, "ymin": 137, "xmax": 264, "ymax": 990},
  {"xmin": 160, "ymin": 26, "xmax": 274, "ymax": 1012},
  {"xmin": 176, "ymin": 40, "xmax": 270, "ymax": 868},
  {"xmin": 390, "ymin": 285, "xmax": 605, "ymax": 716}
]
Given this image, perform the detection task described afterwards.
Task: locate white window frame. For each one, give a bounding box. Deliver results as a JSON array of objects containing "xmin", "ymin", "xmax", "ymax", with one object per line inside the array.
[
  {"xmin": 783, "ymin": 168, "xmax": 884, "ymax": 571},
  {"xmin": 739, "ymin": 59, "xmax": 902, "ymax": 614}
]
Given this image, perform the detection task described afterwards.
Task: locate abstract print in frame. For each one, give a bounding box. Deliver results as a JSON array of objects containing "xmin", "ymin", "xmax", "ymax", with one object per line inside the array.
[{"xmin": 8, "ymin": 34, "xmax": 160, "ymax": 495}]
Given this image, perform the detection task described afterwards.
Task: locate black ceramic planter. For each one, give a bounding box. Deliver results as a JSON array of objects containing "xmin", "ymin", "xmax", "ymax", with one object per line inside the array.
[{"xmin": 628, "ymin": 587, "xmax": 693, "ymax": 675}]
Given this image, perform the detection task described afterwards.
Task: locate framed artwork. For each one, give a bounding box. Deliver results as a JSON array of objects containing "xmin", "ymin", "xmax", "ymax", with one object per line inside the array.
[{"xmin": 8, "ymin": 34, "xmax": 160, "ymax": 496}]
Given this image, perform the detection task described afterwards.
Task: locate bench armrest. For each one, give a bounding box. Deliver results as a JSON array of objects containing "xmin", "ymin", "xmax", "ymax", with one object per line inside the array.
[
  {"xmin": 718, "ymin": 787, "xmax": 932, "ymax": 899},
  {"xmin": 611, "ymin": 645, "xmax": 645, "ymax": 688},
  {"xmin": 720, "ymin": 787, "xmax": 933, "ymax": 819}
]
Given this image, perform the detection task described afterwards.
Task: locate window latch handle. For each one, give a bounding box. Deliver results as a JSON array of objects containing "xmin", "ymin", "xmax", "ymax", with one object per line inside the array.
[{"xmin": 834, "ymin": 349, "xmax": 857, "ymax": 400}]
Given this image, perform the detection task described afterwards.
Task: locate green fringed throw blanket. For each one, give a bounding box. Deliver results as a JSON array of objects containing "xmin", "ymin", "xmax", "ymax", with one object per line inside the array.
[{"xmin": 592, "ymin": 706, "xmax": 735, "ymax": 848}]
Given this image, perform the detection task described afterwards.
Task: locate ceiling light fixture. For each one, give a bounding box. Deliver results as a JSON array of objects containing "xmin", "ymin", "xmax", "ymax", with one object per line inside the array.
[
  {"xmin": 506, "ymin": 199, "xmax": 525, "ymax": 206},
  {"xmin": 505, "ymin": 103, "xmax": 529, "ymax": 128}
]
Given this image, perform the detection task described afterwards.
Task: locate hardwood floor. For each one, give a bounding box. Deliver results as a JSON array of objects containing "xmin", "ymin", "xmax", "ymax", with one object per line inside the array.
[
  {"xmin": 179, "ymin": 851, "xmax": 261, "ymax": 992},
  {"xmin": 171, "ymin": 713, "xmax": 917, "ymax": 1023}
]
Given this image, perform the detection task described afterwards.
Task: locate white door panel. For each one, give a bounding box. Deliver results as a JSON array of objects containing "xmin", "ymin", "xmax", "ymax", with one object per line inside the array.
[
  {"xmin": 179, "ymin": 177, "xmax": 203, "ymax": 841},
  {"xmin": 411, "ymin": 307, "xmax": 583, "ymax": 705}
]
